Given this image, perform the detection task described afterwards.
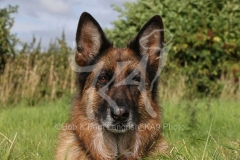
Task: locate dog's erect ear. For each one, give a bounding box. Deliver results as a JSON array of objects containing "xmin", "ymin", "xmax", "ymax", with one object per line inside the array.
[
  {"xmin": 75, "ymin": 12, "xmax": 112, "ymax": 66},
  {"xmin": 128, "ymin": 15, "xmax": 164, "ymax": 72}
]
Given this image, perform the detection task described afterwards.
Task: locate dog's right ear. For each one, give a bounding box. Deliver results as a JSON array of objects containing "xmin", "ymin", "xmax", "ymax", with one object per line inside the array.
[{"xmin": 75, "ymin": 12, "xmax": 112, "ymax": 66}]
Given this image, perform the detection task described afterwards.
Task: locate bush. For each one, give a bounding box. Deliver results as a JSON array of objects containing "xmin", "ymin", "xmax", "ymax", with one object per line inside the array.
[
  {"xmin": 0, "ymin": 5, "xmax": 18, "ymax": 72},
  {"xmin": 106, "ymin": 0, "xmax": 240, "ymax": 97}
]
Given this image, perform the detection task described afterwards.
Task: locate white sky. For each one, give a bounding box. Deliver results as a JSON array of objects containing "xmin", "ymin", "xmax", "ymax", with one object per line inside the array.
[{"xmin": 0, "ymin": 0, "xmax": 131, "ymax": 49}]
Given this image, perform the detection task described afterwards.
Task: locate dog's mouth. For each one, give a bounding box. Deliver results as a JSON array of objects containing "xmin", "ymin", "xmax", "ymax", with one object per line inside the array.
[
  {"xmin": 102, "ymin": 121, "xmax": 135, "ymax": 133},
  {"xmin": 107, "ymin": 123, "xmax": 128, "ymax": 133}
]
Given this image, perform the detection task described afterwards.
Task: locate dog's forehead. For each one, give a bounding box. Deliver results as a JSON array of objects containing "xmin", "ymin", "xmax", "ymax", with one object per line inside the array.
[
  {"xmin": 91, "ymin": 48, "xmax": 145, "ymax": 75},
  {"xmin": 104, "ymin": 48, "xmax": 138, "ymax": 62}
]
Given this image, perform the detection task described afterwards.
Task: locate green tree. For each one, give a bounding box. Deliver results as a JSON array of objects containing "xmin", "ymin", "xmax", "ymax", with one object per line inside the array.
[
  {"xmin": 106, "ymin": 0, "xmax": 240, "ymax": 97},
  {"xmin": 0, "ymin": 5, "xmax": 18, "ymax": 72}
]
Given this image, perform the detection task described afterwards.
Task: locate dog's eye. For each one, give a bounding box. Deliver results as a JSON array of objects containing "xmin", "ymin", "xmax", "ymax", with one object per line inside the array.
[
  {"xmin": 132, "ymin": 76, "xmax": 141, "ymax": 82},
  {"xmin": 98, "ymin": 76, "xmax": 108, "ymax": 84}
]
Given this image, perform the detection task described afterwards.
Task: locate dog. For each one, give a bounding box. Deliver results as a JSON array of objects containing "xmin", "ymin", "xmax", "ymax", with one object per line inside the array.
[{"xmin": 56, "ymin": 12, "xmax": 168, "ymax": 160}]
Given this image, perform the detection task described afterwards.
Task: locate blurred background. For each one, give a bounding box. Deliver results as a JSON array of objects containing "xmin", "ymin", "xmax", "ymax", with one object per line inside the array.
[
  {"xmin": 0, "ymin": 0, "xmax": 240, "ymax": 159},
  {"xmin": 0, "ymin": 0, "xmax": 239, "ymax": 105}
]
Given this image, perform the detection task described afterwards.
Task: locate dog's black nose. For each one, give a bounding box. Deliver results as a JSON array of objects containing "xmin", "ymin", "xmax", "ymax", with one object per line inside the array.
[{"xmin": 111, "ymin": 106, "xmax": 129, "ymax": 121}]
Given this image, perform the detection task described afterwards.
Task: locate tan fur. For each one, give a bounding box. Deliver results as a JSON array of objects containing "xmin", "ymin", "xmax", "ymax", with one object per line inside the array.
[
  {"xmin": 56, "ymin": 49, "xmax": 168, "ymax": 160},
  {"xmin": 56, "ymin": 12, "xmax": 168, "ymax": 160}
]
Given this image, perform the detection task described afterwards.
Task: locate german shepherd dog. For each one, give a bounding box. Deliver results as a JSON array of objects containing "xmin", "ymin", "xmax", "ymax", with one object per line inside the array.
[{"xmin": 56, "ymin": 12, "xmax": 168, "ymax": 160}]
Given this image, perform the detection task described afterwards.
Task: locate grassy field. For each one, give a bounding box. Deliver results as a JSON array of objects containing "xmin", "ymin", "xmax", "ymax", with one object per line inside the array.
[{"xmin": 0, "ymin": 98, "xmax": 239, "ymax": 159}]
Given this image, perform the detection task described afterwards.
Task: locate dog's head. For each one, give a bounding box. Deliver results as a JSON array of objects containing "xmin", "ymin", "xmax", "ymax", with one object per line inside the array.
[{"xmin": 75, "ymin": 12, "xmax": 164, "ymax": 133}]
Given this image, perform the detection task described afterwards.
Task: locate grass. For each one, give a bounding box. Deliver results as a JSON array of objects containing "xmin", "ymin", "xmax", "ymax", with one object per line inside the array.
[
  {"xmin": 0, "ymin": 98, "xmax": 240, "ymax": 159},
  {"xmin": 162, "ymin": 99, "xmax": 240, "ymax": 159},
  {"xmin": 0, "ymin": 98, "xmax": 70, "ymax": 159}
]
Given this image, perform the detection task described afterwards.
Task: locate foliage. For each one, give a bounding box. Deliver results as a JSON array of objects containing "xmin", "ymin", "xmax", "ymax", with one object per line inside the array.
[
  {"xmin": 0, "ymin": 5, "xmax": 18, "ymax": 72},
  {"xmin": 0, "ymin": 32, "xmax": 74, "ymax": 106},
  {"xmin": 0, "ymin": 2, "xmax": 240, "ymax": 105},
  {"xmin": 0, "ymin": 4, "xmax": 73, "ymax": 105},
  {"xmin": 106, "ymin": 0, "xmax": 240, "ymax": 97}
]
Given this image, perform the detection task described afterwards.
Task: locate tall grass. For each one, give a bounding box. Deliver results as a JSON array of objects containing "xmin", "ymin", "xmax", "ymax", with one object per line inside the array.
[
  {"xmin": 220, "ymin": 72, "xmax": 240, "ymax": 100},
  {"xmin": 0, "ymin": 53, "xmax": 76, "ymax": 106},
  {"xmin": 0, "ymin": 32, "xmax": 239, "ymax": 106},
  {"xmin": 1, "ymin": 53, "xmax": 240, "ymax": 106}
]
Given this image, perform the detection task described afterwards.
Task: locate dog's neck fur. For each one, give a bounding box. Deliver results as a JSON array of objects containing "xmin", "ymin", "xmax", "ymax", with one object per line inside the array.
[{"xmin": 91, "ymin": 127, "xmax": 141, "ymax": 159}]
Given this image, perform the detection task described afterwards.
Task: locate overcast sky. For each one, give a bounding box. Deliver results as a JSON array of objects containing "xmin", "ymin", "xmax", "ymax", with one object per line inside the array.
[{"xmin": 0, "ymin": 0, "xmax": 131, "ymax": 49}]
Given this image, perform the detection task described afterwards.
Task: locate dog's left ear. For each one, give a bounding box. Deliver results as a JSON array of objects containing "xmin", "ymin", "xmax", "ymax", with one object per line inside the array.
[
  {"xmin": 75, "ymin": 12, "xmax": 112, "ymax": 66},
  {"xmin": 128, "ymin": 15, "xmax": 164, "ymax": 72}
]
